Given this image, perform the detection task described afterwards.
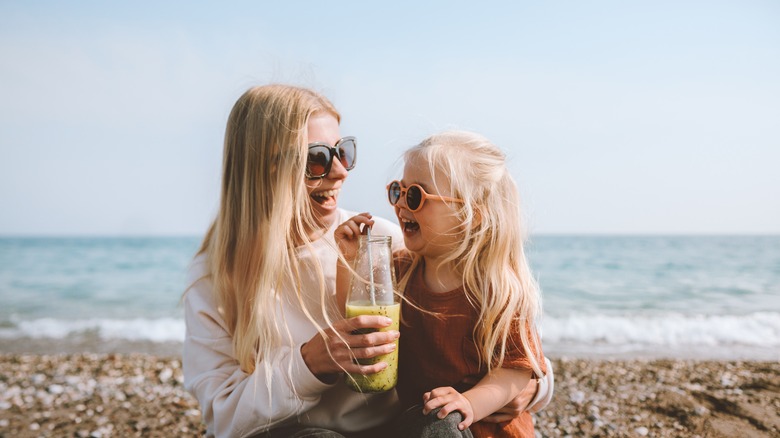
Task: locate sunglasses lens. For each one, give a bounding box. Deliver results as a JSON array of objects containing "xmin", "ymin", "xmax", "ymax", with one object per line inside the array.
[
  {"xmin": 388, "ymin": 181, "xmax": 401, "ymax": 205},
  {"xmin": 307, "ymin": 146, "xmax": 330, "ymax": 177},
  {"xmin": 338, "ymin": 138, "xmax": 357, "ymax": 170},
  {"xmin": 407, "ymin": 186, "xmax": 423, "ymax": 211}
]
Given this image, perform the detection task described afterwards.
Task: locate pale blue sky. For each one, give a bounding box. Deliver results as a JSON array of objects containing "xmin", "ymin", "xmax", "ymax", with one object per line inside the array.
[{"xmin": 1, "ymin": 1, "xmax": 778, "ymax": 235}]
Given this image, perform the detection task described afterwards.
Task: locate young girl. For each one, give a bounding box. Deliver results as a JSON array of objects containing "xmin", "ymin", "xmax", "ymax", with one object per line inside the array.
[{"xmin": 335, "ymin": 130, "xmax": 549, "ymax": 437}]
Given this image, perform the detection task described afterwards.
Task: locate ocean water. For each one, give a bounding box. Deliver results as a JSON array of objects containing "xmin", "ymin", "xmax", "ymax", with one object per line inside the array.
[{"xmin": 1, "ymin": 236, "xmax": 778, "ymax": 360}]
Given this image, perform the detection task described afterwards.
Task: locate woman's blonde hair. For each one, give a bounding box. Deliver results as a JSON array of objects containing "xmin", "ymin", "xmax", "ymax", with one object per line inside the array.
[
  {"xmin": 199, "ymin": 84, "xmax": 339, "ymax": 374},
  {"xmin": 398, "ymin": 130, "xmax": 544, "ymax": 377}
]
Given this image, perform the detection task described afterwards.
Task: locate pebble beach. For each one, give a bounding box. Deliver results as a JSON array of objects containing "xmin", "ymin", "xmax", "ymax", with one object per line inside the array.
[{"xmin": 1, "ymin": 353, "xmax": 778, "ymax": 438}]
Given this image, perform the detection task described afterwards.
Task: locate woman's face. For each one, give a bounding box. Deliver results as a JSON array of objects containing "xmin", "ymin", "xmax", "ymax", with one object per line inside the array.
[{"xmin": 305, "ymin": 112, "xmax": 348, "ymax": 228}]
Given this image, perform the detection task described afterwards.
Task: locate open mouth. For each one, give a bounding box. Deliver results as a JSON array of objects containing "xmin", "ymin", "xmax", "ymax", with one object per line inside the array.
[
  {"xmin": 311, "ymin": 188, "xmax": 339, "ymax": 205},
  {"xmin": 400, "ymin": 217, "xmax": 420, "ymax": 233}
]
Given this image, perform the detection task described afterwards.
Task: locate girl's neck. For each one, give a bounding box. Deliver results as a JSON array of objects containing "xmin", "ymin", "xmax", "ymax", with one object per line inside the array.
[{"xmin": 421, "ymin": 256, "xmax": 461, "ymax": 294}]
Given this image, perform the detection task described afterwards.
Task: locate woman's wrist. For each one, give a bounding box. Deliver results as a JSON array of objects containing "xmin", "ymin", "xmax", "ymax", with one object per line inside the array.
[{"xmin": 300, "ymin": 342, "xmax": 340, "ymax": 384}]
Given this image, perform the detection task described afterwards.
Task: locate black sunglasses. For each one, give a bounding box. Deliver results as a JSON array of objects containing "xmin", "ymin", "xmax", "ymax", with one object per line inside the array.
[
  {"xmin": 306, "ymin": 136, "xmax": 357, "ymax": 179},
  {"xmin": 386, "ymin": 180, "xmax": 464, "ymax": 212}
]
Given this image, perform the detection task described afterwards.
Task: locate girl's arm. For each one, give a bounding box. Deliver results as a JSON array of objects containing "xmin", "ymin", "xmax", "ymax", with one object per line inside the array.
[
  {"xmin": 422, "ymin": 368, "xmax": 533, "ymax": 431},
  {"xmin": 481, "ymin": 356, "xmax": 555, "ymax": 422}
]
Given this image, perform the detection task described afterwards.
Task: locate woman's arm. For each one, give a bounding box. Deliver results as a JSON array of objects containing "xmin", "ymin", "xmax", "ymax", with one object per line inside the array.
[
  {"xmin": 184, "ymin": 255, "xmax": 398, "ymax": 437},
  {"xmin": 422, "ymin": 368, "xmax": 532, "ymax": 431},
  {"xmin": 183, "ymin": 269, "xmax": 329, "ymax": 437}
]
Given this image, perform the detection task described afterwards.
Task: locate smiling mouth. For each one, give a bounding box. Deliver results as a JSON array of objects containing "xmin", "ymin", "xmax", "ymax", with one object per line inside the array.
[
  {"xmin": 400, "ymin": 217, "xmax": 420, "ymax": 232},
  {"xmin": 311, "ymin": 188, "xmax": 339, "ymax": 205}
]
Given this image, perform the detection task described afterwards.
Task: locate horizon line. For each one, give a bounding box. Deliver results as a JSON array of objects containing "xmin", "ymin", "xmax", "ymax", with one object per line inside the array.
[{"xmin": 1, "ymin": 232, "xmax": 779, "ymax": 239}]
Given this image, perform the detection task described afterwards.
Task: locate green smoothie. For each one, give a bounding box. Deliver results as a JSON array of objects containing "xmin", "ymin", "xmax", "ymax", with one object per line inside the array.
[{"xmin": 345, "ymin": 302, "xmax": 401, "ymax": 392}]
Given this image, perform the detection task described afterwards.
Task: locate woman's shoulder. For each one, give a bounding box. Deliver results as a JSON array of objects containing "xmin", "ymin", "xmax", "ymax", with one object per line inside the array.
[
  {"xmin": 183, "ymin": 252, "xmax": 216, "ymax": 308},
  {"xmin": 187, "ymin": 252, "xmax": 209, "ymax": 282}
]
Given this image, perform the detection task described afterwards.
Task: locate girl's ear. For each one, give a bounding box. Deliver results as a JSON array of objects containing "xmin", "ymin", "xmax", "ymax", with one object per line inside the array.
[{"xmin": 470, "ymin": 206, "xmax": 483, "ymax": 229}]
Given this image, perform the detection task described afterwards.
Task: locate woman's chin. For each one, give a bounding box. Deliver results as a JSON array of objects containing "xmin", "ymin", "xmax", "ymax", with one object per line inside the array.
[{"xmin": 311, "ymin": 197, "xmax": 339, "ymax": 225}]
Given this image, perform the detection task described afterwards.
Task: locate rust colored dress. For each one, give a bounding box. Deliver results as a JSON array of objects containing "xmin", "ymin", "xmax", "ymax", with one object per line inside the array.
[{"xmin": 395, "ymin": 254, "xmax": 547, "ymax": 438}]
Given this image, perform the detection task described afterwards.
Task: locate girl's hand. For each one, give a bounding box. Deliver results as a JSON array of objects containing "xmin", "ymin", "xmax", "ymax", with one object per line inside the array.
[
  {"xmin": 301, "ymin": 314, "xmax": 399, "ymax": 381},
  {"xmin": 422, "ymin": 386, "xmax": 475, "ymax": 431},
  {"xmin": 334, "ymin": 213, "xmax": 374, "ymax": 261}
]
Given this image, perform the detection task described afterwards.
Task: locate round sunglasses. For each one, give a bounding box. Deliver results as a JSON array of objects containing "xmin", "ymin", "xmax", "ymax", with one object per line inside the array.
[
  {"xmin": 386, "ymin": 180, "xmax": 464, "ymax": 212},
  {"xmin": 306, "ymin": 136, "xmax": 357, "ymax": 179}
]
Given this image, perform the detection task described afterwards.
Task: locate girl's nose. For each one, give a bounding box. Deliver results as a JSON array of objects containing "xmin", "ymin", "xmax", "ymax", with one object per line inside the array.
[{"xmin": 396, "ymin": 191, "xmax": 410, "ymax": 211}]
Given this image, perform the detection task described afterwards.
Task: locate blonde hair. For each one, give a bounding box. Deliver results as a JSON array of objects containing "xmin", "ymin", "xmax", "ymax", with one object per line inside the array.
[
  {"xmin": 198, "ymin": 84, "xmax": 340, "ymax": 374},
  {"xmin": 398, "ymin": 130, "xmax": 544, "ymax": 377}
]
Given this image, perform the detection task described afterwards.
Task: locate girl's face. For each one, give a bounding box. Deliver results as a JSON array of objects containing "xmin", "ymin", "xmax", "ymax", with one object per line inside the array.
[
  {"xmin": 305, "ymin": 112, "xmax": 348, "ymax": 228},
  {"xmin": 394, "ymin": 159, "xmax": 463, "ymax": 262}
]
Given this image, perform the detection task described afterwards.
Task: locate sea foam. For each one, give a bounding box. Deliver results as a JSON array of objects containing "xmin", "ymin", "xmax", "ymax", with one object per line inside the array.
[
  {"xmin": 543, "ymin": 311, "xmax": 780, "ymax": 347},
  {"xmin": 0, "ymin": 317, "xmax": 185, "ymax": 343}
]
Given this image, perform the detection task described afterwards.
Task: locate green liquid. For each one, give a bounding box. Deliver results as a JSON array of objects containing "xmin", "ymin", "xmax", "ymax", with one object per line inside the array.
[{"xmin": 345, "ymin": 302, "xmax": 401, "ymax": 393}]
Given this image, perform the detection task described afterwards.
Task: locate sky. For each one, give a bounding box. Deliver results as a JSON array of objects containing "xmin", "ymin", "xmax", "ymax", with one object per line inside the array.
[{"xmin": 1, "ymin": 1, "xmax": 778, "ymax": 236}]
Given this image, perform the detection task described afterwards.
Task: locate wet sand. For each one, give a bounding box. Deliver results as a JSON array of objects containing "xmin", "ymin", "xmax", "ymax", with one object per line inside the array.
[{"xmin": 0, "ymin": 353, "xmax": 778, "ymax": 437}]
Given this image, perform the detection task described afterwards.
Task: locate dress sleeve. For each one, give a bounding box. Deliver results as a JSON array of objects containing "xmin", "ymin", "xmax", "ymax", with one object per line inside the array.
[
  {"xmin": 182, "ymin": 258, "xmax": 333, "ymax": 438},
  {"xmin": 526, "ymin": 357, "xmax": 555, "ymax": 413},
  {"xmin": 499, "ymin": 318, "xmax": 554, "ymax": 413},
  {"xmin": 500, "ymin": 319, "xmax": 547, "ymax": 371}
]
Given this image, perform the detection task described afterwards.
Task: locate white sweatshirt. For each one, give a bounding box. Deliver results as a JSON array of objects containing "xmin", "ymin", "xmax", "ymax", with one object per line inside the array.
[
  {"xmin": 183, "ymin": 210, "xmax": 405, "ymax": 437},
  {"xmin": 183, "ymin": 209, "xmax": 554, "ymax": 437}
]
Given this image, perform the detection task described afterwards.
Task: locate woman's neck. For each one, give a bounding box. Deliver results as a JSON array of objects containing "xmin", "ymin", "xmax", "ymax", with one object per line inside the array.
[
  {"xmin": 421, "ymin": 256, "xmax": 461, "ymax": 294},
  {"xmin": 295, "ymin": 215, "xmax": 333, "ymax": 245}
]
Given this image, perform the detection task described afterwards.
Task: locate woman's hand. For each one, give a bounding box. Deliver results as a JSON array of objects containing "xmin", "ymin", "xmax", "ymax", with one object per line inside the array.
[
  {"xmin": 300, "ymin": 314, "xmax": 399, "ymax": 381},
  {"xmin": 334, "ymin": 213, "xmax": 374, "ymax": 261},
  {"xmin": 422, "ymin": 386, "xmax": 475, "ymax": 431}
]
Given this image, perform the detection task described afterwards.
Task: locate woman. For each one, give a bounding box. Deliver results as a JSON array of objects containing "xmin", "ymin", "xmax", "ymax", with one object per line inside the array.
[{"xmin": 183, "ymin": 84, "xmax": 551, "ymax": 438}]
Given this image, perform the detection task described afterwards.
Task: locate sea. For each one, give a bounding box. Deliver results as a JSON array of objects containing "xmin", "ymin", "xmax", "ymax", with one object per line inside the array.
[{"xmin": 1, "ymin": 235, "xmax": 778, "ymax": 360}]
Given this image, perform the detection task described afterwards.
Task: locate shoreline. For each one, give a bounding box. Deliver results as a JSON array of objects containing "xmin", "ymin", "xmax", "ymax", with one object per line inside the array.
[
  {"xmin": 1, "ymin": 354, "xmax": 777, "ymax": 437},
  {"xmin": 2, "ymin": 338, "xmax": 778, "ymax": 362}
]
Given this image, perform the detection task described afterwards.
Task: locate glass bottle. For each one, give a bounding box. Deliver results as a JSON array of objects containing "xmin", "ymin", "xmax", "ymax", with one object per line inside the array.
[{"xmin": 345, "ymin": 235, "xmax": 400, "ymax": 392}]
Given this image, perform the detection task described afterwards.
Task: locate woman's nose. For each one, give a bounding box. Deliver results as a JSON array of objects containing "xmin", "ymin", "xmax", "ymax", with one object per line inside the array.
[{"xmin": 326, "ymin": 156, "xmax": 349, "ymax": 179}]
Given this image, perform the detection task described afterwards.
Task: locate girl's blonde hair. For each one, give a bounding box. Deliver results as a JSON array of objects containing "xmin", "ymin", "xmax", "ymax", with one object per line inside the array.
[
  {"xmin": 198, "ymin": 84, "xmax": 339, "ymax": 374},
  {"xmin": 398, "ymin": 130, "xmax": 544, "ymax": 377}
]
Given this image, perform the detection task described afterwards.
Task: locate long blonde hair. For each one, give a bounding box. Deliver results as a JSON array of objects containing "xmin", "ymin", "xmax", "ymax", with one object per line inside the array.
[
  {"xmin": 199, "ymin": 84, "xmax": 340, "ymax": 374},
  {"xmin": 398, "ymin": 130, "xmax": 544, "ymax": 377}
]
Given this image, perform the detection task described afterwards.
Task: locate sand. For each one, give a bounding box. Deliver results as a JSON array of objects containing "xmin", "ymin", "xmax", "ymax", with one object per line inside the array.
[{"xmin": 1, "ymin": 353, "xmax": 778, "ymax": 437}]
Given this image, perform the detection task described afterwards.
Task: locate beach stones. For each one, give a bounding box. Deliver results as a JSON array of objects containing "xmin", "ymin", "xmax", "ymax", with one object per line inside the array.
[{"xmin": 0, "ymin": 354, "xmax": 778, "ymax": 437}]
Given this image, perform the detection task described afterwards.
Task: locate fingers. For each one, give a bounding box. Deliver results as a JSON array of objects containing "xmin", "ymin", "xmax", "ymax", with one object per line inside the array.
[
  {"xmin": 422, "ymin": 387, "xmax": 457, "ymax": 416},
  {"xmin": 304, "ymin": 313, "xmax": 400, "ymax": 377},
  {"xmin": 336, "ymin": 213, "xmax": 374, "ymax": 239},
  {"xmin": 420, "ymin": 387, "xmax": 474, "ymax": 430},
  {"xmin": 328, "ymin": 316, "xmax": 399, "ymax": 374},
  {"xmin": 335, "ymin": 214, "xmax": 376, "ymax": 260},
  {"xmin": 340, "ymin": 314, "xmax": 394, "ymax": 332}
]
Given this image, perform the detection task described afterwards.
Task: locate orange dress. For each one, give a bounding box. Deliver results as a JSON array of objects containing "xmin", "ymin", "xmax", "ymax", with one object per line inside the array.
[{"xmin": 395, "ymin": 254, "xmax": 547, "ymax": 438}]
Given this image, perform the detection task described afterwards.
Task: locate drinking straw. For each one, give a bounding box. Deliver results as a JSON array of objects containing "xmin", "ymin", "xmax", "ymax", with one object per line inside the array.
[{"xmin": 365, "ymin": 226, "xmax": 377, "ymax": 306}]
